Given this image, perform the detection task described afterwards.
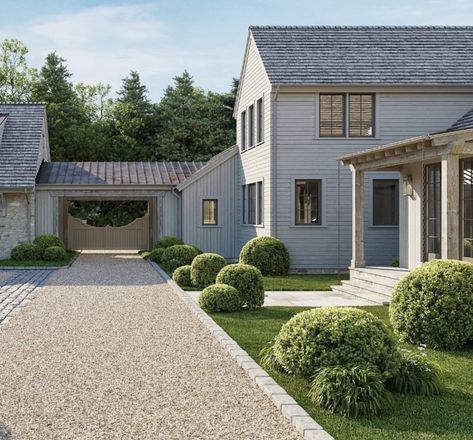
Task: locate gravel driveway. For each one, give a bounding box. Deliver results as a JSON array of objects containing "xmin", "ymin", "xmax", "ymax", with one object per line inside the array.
[{"xmin": 0, "ymin": 253, "xmax": 301, "ymax": 439}]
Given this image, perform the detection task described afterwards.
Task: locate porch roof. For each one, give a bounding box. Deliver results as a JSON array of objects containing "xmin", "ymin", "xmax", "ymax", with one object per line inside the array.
[{"xmin": 337, "ymin": 128, "xmax": 473, "ymax": 171}]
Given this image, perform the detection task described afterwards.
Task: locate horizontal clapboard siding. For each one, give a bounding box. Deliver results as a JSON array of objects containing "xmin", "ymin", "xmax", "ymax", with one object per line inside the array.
[
  {"xmin": 274, "ymin": 91, "xmax": 473, "ymax": 270},
  {"xmin": 181, "ymin": 154, "xmax": 238, "ymax": 259},
  {"xmin": 236, "ymin": 35, "xmax": 273, "ymax": 250}
]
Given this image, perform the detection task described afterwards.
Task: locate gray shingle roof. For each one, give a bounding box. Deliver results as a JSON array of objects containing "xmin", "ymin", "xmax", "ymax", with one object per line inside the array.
[
  {"xmin": 36, "ymin": 161, "xmax": 206, "ymax": 186},
  {"xmin": 0, "ymin": 103, "xmax": 46, "ymax": 189},
  {"xmin": 250, "ymin": 26, "xmax": 473, "ymax": 86},
  {"xmin": 447, "ymin": 108, "xmax": 473, "ymax": 132}
]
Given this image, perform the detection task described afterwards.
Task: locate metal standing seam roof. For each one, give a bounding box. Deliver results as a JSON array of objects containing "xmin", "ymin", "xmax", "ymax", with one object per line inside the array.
[
  {"xmin": 0, "ymin": 103, "xmax": 46, "ymax": 189},
  {"xmin": 249, "ymin": 26, "xmax": 473, "ymax": 86},
  {"xmin": 447, "ymin": 108, "xmax": 473, "ymax": 132},
  {"xmin": 36, "ymin": 161, "xmax": 207, "ymax": 186}
]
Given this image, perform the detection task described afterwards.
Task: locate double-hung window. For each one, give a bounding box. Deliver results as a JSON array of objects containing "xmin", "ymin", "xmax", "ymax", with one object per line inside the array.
[
  {"xmin": 295, "ymin": 180, "xmax": 322, "ymax": 225},
  {"xmin": 319, "ymin": 94, "xmax": 375, "ymax": 138},
  {"xmin": 372, "ymin": 179, "xmax": 399, "ymax": 226},
  {"xmin": 256, "ymin": 98, "xmax": 263, "ymax": 143},
  {"xmin": 202, "ymin": 199, "xmax": 218, "ymax": 225},
  {"xmin": 240, "ymin": 111, "xmax": 246, "ymax": 150},
  {"xmin": 248, "ymin": 104, "xmax": 255, "ymax": 148},
  {"xmin": 242, "ymin": 181, "xmax": 263, "ymax": 225}
]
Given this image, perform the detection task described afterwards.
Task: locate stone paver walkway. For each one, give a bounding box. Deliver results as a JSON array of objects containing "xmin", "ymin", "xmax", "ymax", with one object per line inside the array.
[
  {"xmin": 0, "ymin": 270, "xmax": 52, "ymax": 326},
  {"xmin": 0, "ymin": 254, "xmax": 301, "ymax": 440},
  {"xmin": 188, "ymin": 289, "xmax": 375, "ymax": 307}
]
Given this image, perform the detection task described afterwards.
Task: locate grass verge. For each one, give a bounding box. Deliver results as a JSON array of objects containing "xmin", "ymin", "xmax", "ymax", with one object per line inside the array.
[
  {"xmin": 263, "ymin": 273, "xmax": 348, "ymax": 291},
  {"xmin": 211, "ymin": 306, "xmax": 473, "ymax": 440},
  {"xmin": 0, "ymin": 250, "xmax": 79, "ymax": 268}
]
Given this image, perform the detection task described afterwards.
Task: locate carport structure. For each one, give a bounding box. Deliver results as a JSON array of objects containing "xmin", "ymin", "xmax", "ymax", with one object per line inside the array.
[{"xmin": 35, "ymin": 161, "xmax": 205, "ymax": 250}]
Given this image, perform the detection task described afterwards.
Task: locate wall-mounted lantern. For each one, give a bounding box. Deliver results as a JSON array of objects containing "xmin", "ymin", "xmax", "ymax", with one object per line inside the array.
[{"xmin": 403, "ymin": 175, "xmax": 413, "ymax": 198}]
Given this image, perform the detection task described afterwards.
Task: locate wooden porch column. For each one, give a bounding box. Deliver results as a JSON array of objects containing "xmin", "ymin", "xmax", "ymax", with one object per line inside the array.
[
  {"xmin": 350, "ymin": 165, "xmax": 365, "ymax": 268},
  {"xmin": 441, "ymin": 153, "xmax": 460, "ymax": 260}
]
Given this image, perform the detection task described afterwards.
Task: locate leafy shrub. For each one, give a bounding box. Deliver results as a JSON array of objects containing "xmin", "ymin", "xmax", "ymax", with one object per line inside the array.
[
  {"xmin": 387, "ymin": 350, "xmax": 440, "ymax": 396},
  {"xmin": 239, "ymin": 236, "xmax": 290, "ymax": 276},
  {"xmin": 173, "ymin": 265, "xmax": 192, "ymax": 288},
  {"xmin": 161, "ymin": 244, "xmax": 200, "ymax": 274},
  {"xmin": 43, "ymin": 246, "xmax": 68, "ymax": 261},
  {"xmin": 148, "ymin": 247, "xmax": 165, "ymax": 264},
  {"xmin": 191, "ymin": 253, "xmax": 227, "ymax": 288},
  {"xmin": 391, "ymin": 257, "xmax": 400, "ymax": 268},
  {"xmin": 216, "ymin": 263, "xmax": 264, "ymax": 309},
  {"xmin": 198, "ymin": 284, "xmax": 242, "ymax": 312},
  {"xmin": 270, "ymin": 307, "xmax": 399, "ymax": 379},
  {"xmin": 139, "ymin": 250, "xmax": 151, "ymax": 259},
  {"xmin": 309, "ymin": 366, "xmax": 390, "ymax": 417},
  {"xmin": 33, "ymin": 234, "xmax": 64, "ymax": 258},
  {"xmin": 154, "ymin": 236, "xmax": 183, "ymax": 249},
  {"xmin": 11, "ymin": 243, "xmax": 41, "ymax": 261},
  {"xmin": 390, "ymin": 259, "xmax": 473, "ymax": 350}
]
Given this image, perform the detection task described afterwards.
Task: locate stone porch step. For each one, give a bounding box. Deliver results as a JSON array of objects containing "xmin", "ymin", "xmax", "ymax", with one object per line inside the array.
[
  {"xmin": 341, "ymin": 279, "xmax": 392, "ymax": 298},
  {"xmin": 331, "ymin": 284, "xmax": 390, "ymax": 305}
]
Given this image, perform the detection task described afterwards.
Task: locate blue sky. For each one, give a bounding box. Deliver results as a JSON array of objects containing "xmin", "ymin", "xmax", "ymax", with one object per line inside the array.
[{"xmin": 1, "ymin": 0, "xmax": 473, "ymax": 100}]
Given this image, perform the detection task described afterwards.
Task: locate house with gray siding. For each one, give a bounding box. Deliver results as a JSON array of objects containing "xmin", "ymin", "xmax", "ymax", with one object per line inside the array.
[{"xmin": 3, "ymin": 26, "xmax": 473, "ymax": 285}]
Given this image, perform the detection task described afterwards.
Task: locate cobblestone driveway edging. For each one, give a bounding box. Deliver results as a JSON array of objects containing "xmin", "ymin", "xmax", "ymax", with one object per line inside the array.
[
  {"xmin": 0, "ymin": 270, "xmax": 53, "ymax": 327},
  {"xmin": 149, "ymin": 261, "xmax": 334, "ymax": 440}
]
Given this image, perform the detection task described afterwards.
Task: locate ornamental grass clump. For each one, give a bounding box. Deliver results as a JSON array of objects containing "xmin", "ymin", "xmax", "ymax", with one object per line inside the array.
[
  {"xmin": 43, "ymin": 246, "xmax": 67, "ymax": 261},
  {"xmin": 198, "ymin": 284, "xmax": 242, "ymax": 313},
  {"xmin": 267, "ymin": 307, "xmax": 399, "ymax": 379},
  {"xmin": 161, "ymin": 244, "xmax": 200, "ymax": 274},
  {"xmin": 309, "ymin": 366, "xmax": 390, "ymax": 417},
  {"xmin": 239, "ymin": 236, "xmax": 290, "ymax": 275},
  {"xmin": 216, "ymin": 263, "xmax": 264, "ymax": 309},
  {"xmin": 173, "ymin": 265, "xmax": 192, "ymax": 288},
  {"xmin": 387, "ymin": 350, "xmax": 441, "ymax": 396},
  {"xmin": 191, "ymin": 253, "xmax": 227, "ymax": 288},
  {"xmin": 390, "ymin": 259, "xmax": 473, "ymax": 350}
]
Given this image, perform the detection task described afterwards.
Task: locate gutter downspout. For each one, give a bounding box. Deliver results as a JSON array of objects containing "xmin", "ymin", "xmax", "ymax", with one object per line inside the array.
[{"xmin": 271, "ymin": 86, "xmax": 280, "ymax": 237}]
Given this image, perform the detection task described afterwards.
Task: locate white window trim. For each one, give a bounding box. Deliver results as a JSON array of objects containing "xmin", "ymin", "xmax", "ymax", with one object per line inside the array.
[
  {"xmin": 199, "ymin": 196, "xmax": 222, "ymax": 228},
  {"xmin": 290, "ymin": 176, "xmax": 327, "ymax": 228},
  {"xmin": 314, "ymin": 93, "xmax": 379, "ymax": 140},
  {"xmin": 241, "ymin": 95, "xmax": 265, "ymax": 152},
  {"xmin": 368, "ymin": 172, "xmax": 400, "ymax": 228},
  {"xmin": 241, "ymin": 178, "xmax": 265, "ymax": 228}
]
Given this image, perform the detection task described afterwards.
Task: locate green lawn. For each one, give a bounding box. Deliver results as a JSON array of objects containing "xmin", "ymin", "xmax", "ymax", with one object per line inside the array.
[
  {"xmin": 0, "ymin": 250, "xmax": 78, "ymax": 268},
  {"xmin": 211, "ymin": 306, "xmax": 473, "ymax": 440},
  {"xmin": 263, "ymin": 273, "xmax": 348, "ymax": 291}
]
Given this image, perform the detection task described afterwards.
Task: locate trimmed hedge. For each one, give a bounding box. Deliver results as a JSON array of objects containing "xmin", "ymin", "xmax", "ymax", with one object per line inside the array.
[
  {"xmin": 148, "ymin": 247, "xmax": 165, "ymax": 264},
  {"xmin": 198, "ymin": 284, "xmax": 242, "ymax": 312},
  {"xmin": 43, "ymin": 246, "xmax": 67, "ymax": 261},
  {"xmin": 270, "ymin": 307, "xmax": 399, "ymax": 379},
  {"xmin": 239, "ymin": 236, "xmax": 290, "ymax": 275},
  {"xmin": 173, "ymin": 265, "xmax": 192, "ymax": 288},
  {"xmin": 161, "ymin": 244, "xmax": 200, "ymax": 274},
  {"xmin": 191, "ymin": 253, "xmax": 227, "ymax": 288},
  {"xmin": 154, "ymin": 236, "xmax": 183, "ymax": 249},
  {"xmin": 33, "ymin": 234, "xmax": 64, "ymax": 258},
  {"xmin": 390, "ymin": 259, "xmax": 473, "ymax": 350},
  {"xmin": 11, "ymin": 243, "xmax": 41, "ymax": 261},
  {"xmin": 216, "ymin": 263, "xmax": 264, "ymax": 309}
]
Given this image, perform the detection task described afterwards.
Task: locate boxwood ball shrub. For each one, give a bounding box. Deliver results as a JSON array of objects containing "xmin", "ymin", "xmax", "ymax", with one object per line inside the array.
[
  {"xmin": 216, "ymin": 263, "xmax": 264, "ymax": 309},
  {"xmin": 173, "ymin": 265, "xmax": 192, "ymax": 288},
  {"xmin": 33, "ymin": 234, "xmax": 64, "ymax": 258},
  {"xmin": 309, "ymin": 366, "xmax": 389, "ymax": 417},
  {"xmin": 161, "ymin": 244, "xmax": 200, "ymax": 274},
  {"xmin": 191, "ymin": 253, "xmax": 227, "ymax": 288},
  {"xmin": 154, "ymin": 236, "xmax": 183, "ymax": 249},
  {"xmin": 148, "ymin": 247, "xmax": 165, "ymax": 264},
  {"xmin": 387, "ymin": 350, "xmax": 440, "ymax": 397},
  {"xmin": 269, "ymin": 307, "xmax": 399, "ymax": 379},
  {"xmin": 390, "ymin": 259, "xmax": 473, "ymax": 350},
  {"xmin": 198, "ymin": 284, "xmax": 242, "ymax": 313},
  {"xmin": 239, "ymin": 236, "xmax": 290, "ymax": 275},
  {"xmin": 43, "ymin": 246, "xmax": 68, "ymax": 261},
  {"xmin": 11, "ymin": 243, "xmax": 41, "ymax": 261}
]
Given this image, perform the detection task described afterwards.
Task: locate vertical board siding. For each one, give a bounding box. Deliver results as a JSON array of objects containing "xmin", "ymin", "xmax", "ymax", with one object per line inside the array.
[
  {"xmin": 181, "ymin": 155, "xmax": 237, "ymax": 259},
  {"xmin": 274, "ymin": 92, "xmax": 473, "ymax": 270},
  {"xmin": 236, "ymin": 35, "xmax": 273, "ymax": 251},
  {"xmin": 35, "ymin": 190, "xmax": 57, "ymax": 236},
  {"xmin": 161, "ymin": 191, "xmax": 180, "ymax": 240}
]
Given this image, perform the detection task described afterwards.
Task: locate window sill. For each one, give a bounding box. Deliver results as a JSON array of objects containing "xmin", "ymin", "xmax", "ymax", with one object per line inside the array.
[
  {"xmin": 198, "ymin": 225, "xmax": 222, "ymax": 229},
  {"xmin": 241, "ymin": 141, "xmax": 264, "ymax": 153},
  {"xmin": 241, "ymin": 224, "xmax": 265, "ymax": 228},
  {"xmin": 289, "ymin": 225, "xmax": 327, "ymax": 229},
  {"xmin": 368, "ymin": 225, "xmax": 399, "ymax": 229},
  {"xmin": 314, "ymin": 136, "xmax": 380, "ymax": 141}
]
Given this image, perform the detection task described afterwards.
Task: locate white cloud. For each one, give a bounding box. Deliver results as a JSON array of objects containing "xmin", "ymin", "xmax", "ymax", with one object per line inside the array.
[{"xmin": 0, "ymin": 3, "xmax": 238, "ymax": 99}]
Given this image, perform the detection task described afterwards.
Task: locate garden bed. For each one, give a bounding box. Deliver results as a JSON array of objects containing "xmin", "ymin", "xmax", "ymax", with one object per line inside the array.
[
  {"xmin": 0, "ymin": 251, "xmax": 79, "ymax": 268},
  {"xmin": 211, "ymin": 306, "xmax": 473, "ymax": 440}
]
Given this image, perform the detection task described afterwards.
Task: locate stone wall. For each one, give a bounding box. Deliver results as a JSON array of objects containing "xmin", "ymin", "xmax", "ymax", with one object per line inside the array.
[{"xmin": 0, "ymin": 193, "xmax": 35, "ymax": 259}]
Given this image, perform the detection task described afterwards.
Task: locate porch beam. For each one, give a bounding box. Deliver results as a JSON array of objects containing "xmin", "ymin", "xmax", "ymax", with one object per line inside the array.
[
  {"xmin": 350, "ymin": 165, "xmax": 365, "ymax": 268},
  {"xmin": 441, "ymin": 153, "xmax": 460, "ymax": 260}
]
